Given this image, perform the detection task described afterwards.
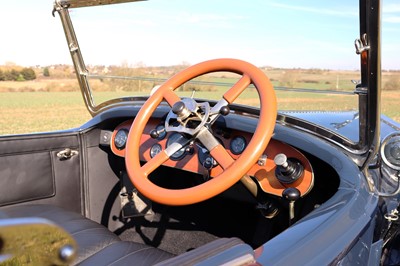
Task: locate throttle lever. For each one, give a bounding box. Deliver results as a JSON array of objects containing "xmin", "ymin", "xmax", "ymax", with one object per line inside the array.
[{"xmin": 282, "ymin": 187, "xmax": 300, "ymax": 226}]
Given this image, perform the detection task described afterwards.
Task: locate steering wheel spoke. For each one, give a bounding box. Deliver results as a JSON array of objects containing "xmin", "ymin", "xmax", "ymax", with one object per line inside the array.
[
  {"xmin": 223, "ymin": 74, "xmax": 251, "ymax": 104},
  {"xmin": 163, "ymin": 89, "xmax": 181, "ymax": 107},
  {"xmin": 142, "ymin": 141, "xmax": 188, "ymax": 176},
  {"xmin": 141, "ymin": 150, "xmax": 170, "ymax": 176},
  {"xmin": 210, "ymin": 144, "xmax": 235, "ymax": 170}
]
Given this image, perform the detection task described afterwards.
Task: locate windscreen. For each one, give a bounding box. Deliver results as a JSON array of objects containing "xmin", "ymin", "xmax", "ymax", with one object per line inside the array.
[{"xmin": 69, "ymin": 0, "xmax": 399, "ymax": 138}]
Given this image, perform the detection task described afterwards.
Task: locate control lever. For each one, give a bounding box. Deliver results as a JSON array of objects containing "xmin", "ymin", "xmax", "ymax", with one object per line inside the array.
[
  {"xmin": 274, "ymin": 153, "xmax": 304, "ymax": 184},
  {"xmin": 150, "ymin": 127, "xmax": 165, "ymax": 139},
  {"xmin": 282, "ymin": 187, "xmax": 300, "ymax": 226},
  {"xmin": 202, "ymin": 158, "xmax": 213, "ymax": 181}
]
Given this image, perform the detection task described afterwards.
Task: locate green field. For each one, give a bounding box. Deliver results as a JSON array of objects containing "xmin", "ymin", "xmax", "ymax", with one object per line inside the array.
[
  {"xmin": 1, "ymin": 90, "xmax": 399, "ymax": 135},
  {"xmin": 1, "ymin": 73, "xmax": 399, "ymax": 135}
]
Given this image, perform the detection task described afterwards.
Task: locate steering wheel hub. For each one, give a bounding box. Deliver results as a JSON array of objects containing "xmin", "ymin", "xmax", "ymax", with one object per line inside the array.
[{"xmin": 165, "ymin": 98, "xmax": 211, "ymax": 136}]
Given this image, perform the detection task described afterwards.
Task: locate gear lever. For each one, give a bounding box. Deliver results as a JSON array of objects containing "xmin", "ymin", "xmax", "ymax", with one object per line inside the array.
[{"xmin": 282, "ymin": 187, "xmax": 300, "ymax": 226}]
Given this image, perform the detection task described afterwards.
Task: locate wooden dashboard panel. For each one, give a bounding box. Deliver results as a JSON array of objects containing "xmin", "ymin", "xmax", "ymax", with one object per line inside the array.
[{"xmin": 110, "ymin": 119, "xmax": 313, "ymax": 197}]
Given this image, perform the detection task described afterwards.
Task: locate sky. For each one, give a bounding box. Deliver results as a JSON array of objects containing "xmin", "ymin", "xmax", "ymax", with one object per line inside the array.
[{"xmin": 0, "ymin": 0, "xmax": 399, "ymax": 70}]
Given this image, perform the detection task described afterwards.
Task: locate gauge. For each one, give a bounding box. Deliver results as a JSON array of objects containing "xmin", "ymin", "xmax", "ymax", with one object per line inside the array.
[
  {"xmin": 114, "ymin": 129, "xmax": 129, "ymax": 150},
  {"xmin": 230, "ymin": 136, "xmax": 247, "ymax": 155},
  {"xmin": 381, "ymin": 132, "xmax": 400, "ymax": 170},
  {"xmin": 197, "ymin": 144, "xmax": 218, "ymax": 169},
  {"xmin": 390, "ymin": 145, "xmax": 400, "ymax": 160},
  {"xmin": 155, "ymin": 124, "xmax": 167, "ymax": 140},
  {"xmin": 166, "ymin": 133, "xmax": 188, "ymax": 160},
  {"xmin": 150, "ymin": 144, "xmax": 163, "ymax": 158}
]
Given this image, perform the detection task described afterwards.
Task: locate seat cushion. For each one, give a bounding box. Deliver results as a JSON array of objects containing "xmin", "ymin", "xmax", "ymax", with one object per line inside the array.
[
  {"xmin": 79, "ymin": 241, "xmax": 175, "ymax": 266},
  {"xmin": 1, "ymin": 204, "xmax": 174, "ymax": 265}
]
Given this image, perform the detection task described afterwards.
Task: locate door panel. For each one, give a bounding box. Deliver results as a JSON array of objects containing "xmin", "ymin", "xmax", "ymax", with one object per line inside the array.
[{"xmin": 0, "ymin": 133, "xmax": 82, "ymax": 213}]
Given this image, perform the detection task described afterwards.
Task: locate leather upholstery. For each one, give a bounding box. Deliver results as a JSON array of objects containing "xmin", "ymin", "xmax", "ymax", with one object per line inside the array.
[
  {"xmin": 155, "ymin": 237, "xmax": 255, "ymax": 266},
  {"xmin": 1, "ymin": 204, "xmax": 174, "ymax": 265},
  {"xmin": 0, "ymin": 134, "xmax": 82, "ymax": 212}
]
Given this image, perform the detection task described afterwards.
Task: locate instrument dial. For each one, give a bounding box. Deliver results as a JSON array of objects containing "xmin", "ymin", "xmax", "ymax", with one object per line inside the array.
[
  {"xmin": 197, "ymin": 144, "xmax": 218, "ymax": 169},
  {"xmin": 150, "ymin": 144, "xmax": 163, "ymax": 158},
  {"xmin": 114, "ymin": 129, "xmax": 129, "ymax": 150},
  {"xmin": 230, "ymin": 136, "xmax": 247, "ymax": 155},
  {"xmin": 166, "ymin": 133, "xmax": 189, "ymax": 160}
]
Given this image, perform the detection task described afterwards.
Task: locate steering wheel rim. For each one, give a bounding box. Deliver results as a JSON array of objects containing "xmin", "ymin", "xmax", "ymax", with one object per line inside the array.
[{"xmin": 125, "ymin": 58, "xmax": 277, "ymax": 206}]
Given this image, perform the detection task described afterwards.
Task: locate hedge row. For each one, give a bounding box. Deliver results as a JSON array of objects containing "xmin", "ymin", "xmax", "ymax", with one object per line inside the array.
[{"xmin": 0, "ymin": 68, "xmax": 36, "ymax": 81}]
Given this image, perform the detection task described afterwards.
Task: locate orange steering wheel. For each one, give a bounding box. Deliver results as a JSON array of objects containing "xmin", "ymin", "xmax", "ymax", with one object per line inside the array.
[{"xmin": 125, "ymin": 58, "xmax": 277, "ymax": 206}]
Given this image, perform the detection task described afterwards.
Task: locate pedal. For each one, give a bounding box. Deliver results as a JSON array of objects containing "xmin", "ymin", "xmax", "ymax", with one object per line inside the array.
[{"xmin": 120, "ymin": 172, "xmax": 154, "ymax": 220}]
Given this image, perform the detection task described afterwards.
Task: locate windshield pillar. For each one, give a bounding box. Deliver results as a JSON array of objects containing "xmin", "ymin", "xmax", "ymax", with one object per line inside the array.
[
  {"xmin": 53, "ymin": 1, "xmax": 97, "ymax": 116},
  {"xmin": 358, "ymin": 0, "xmax": 381, "ymax": 171}
]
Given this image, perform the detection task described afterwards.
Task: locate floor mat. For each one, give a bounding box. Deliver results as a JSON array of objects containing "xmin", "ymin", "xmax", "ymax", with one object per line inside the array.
[{"xmin": 117, "ymin": 213, "xmax": 219, "ymax": 255}]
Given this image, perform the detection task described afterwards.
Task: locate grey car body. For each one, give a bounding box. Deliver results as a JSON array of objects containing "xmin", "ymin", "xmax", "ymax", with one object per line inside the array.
[{"xmin": 1, "ymin": 0, "xmax": 400, "ymax": 265}]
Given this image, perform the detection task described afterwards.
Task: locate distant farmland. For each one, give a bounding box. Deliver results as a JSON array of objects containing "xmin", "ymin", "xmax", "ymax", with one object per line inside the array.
[{"xmin": 0, "ymin": 67, "xmax": 399, "ymax": 135}]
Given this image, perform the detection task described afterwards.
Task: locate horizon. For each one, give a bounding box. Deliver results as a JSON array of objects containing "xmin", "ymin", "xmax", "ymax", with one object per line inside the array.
[{"xmin": 1, "ymin": 63, "xmax": 400, "ymax": 73}]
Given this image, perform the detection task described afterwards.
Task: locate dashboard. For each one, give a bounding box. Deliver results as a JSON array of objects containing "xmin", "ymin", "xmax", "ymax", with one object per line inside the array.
[{"xmin": 110, "ymin": 118, "xmax": 314, "ymax": 197}]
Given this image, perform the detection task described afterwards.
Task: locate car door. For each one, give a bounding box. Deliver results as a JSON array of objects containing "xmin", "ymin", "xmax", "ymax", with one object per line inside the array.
[{"xmin": 0, "ymin": 131, "xmax": 83, "ymax": 214}]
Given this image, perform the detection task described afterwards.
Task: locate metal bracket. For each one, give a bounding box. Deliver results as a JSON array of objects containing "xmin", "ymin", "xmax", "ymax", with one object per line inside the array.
[
  {"xmin": 52, "ymin": 1, "xmax": 70, "ymax": 17},
  {"xmin": 69, "ymin": 42, "xmax": 79, "ymax": 52},
  {"xmin": 355, "ymin": 33, "xmax": 370, "ymax": 55},
  {"xmin": 354, "ymin": 86, "xmax": 368, "ymax": 96}
]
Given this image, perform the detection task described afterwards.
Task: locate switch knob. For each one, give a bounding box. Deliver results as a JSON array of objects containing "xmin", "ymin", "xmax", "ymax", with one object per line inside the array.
[{"xmin": 274, "ymin": 153, "xmax": 304, "ymax": 184}]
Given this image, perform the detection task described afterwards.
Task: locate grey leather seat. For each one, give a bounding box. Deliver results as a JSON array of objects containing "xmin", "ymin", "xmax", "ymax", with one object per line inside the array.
[
  {"xmin": 1, "ymin": 204, "xmax": 174, "ymax": 265},
  {"xmin": 1, "ymin": 204, "xmax": 256, "ymax": 265}
]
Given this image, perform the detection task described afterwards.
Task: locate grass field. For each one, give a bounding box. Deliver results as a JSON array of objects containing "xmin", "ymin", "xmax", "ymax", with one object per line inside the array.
[{"xmin": 1, "ymin": 73, "xmax": 399, "ymax": 135}]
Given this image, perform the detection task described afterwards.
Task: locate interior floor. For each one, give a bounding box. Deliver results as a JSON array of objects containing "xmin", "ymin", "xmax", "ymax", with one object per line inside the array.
[
  {"xmin": 101, "ymin": 150, "xmax": 339, "ymax": 255},
  {"xmin": 115, "ymin": 192, "xmax": 275, "ymax": 255}
]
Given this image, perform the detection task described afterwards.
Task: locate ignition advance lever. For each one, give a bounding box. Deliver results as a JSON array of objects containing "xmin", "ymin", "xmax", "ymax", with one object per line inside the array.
[{"xmin": 150, "ymin": 127, "xmax": 166, "ymax": 139}]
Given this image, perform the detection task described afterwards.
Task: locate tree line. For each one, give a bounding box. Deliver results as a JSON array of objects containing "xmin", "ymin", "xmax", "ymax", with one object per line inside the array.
[{"xmin": 0, "ymin": 68, "xmax": 36, "ymax": 81}]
